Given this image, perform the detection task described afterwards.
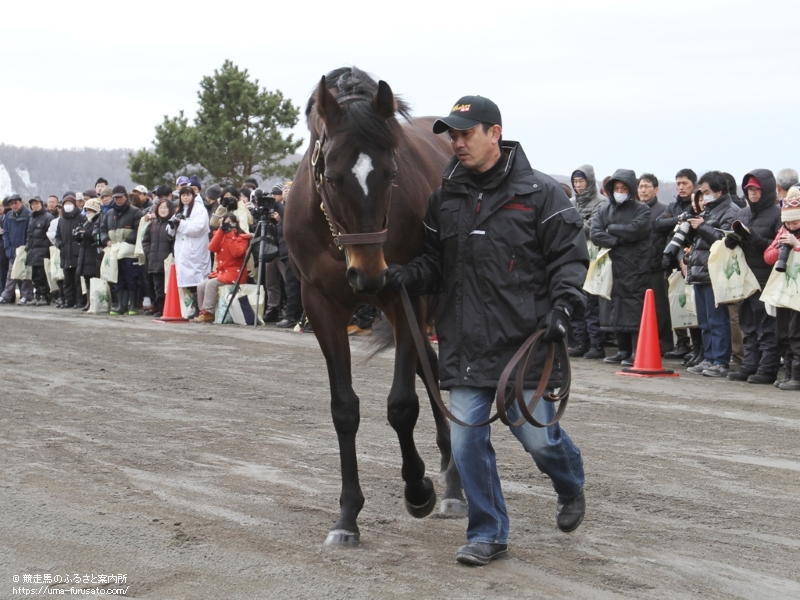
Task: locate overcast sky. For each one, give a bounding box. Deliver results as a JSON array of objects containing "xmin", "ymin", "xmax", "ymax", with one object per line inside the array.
[{"xmin": 1, "ymin": 0, "xmax": 798, "ymax": 183}]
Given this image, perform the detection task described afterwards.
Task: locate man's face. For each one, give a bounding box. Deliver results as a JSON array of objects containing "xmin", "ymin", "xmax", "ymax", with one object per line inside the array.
[
  {"xmin": 101, "ymin": 195, "xmax": 112, "ymax": 206},
  {"xmin": 47, "ymin": 197, "xmax": 58, "ymax": 211},
  {"xmin": 573, "ymin": 177, "xmax": 587, "ymax": 194},
  {"xmin": 191, "ymin": 185, "xmax": 200, "ymax": 196},
  {"xmin": 76, "ymin": 198, "xmax": 85, "ymax": 208},
  {"xmin": 29, "ymin": 201, "xmax": 42, "ymax": 213},
  {"xmin": 698, "ymin": 182, "xmax": 719, "ymax": 201},
  {"xmin": 95, "ymin": 183, "xmax": 105, "ymax": 195},
  {"xmin": 747, "ymin": 187, "xmax": 762, "ymax": 203},
  {"xmin": 9, "ymin": 199, "xmax": 23, "ymax": 213},
  {"xmin": 114, "ymin": 195, "xmax": 127, "ymax": 207},
  {"xmin": 676, "ymin": 176, "xmax": 694, "ymax": 198},
  {"xmin": 447, "ymin": 124, "xmax": 502, "ymax": 173},
  {"xmin": 273, "ymin": 193, "xmax": 283, "ymax": 203},
  {"xmin": 638, "ymin": 180, "xmax": 658, "ymax": 202},
  {"xmin": 613, "ymin": 182, "xmax": 630, "ymax": 195}
]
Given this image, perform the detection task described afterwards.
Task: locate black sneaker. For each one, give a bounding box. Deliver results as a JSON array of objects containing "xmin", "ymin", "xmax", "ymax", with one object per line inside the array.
[
  {"xmin": 583, "ymin": 347, "xmax": 606, "ymax": 360},
  {"xmin": 557, "ymin": 491, "xmax": 586, "ymax": 533},
  {"xmin": 456, "ymin": 542, "xmax": 508, "ymax": 566}
]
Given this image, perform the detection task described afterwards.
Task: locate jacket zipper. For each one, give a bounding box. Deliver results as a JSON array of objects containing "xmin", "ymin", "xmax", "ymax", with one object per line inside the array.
[
  {"xmin": 476, "ymin": 192, "xmax": 483, "ymax": 214},
  {"xmin": 509, "ymin": 249, "xmax": 515, "ymax": 272}
]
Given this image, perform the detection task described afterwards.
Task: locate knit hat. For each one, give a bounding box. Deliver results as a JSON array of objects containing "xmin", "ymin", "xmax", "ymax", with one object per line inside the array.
[
  {"xmin": 744, "ymin": 176, "xmax": 761, "ymax": 189},
  {"xmin": 188, "ymin": 175, "xmax": 202, "ymax": 191},
  {"xmin": 83, "ymin": 189, "xmax": 98, "ymax": 199},
  {"xmin": 206, "ymin": 184, "xmax": 222, "ymax": 201},
  {"xmin": 63, "ymin": 190, "xmax": 77, "ymax": 200},
  {"xmin": 271, "ymin": 183, "xmax": 285, "ymax": 196},
  {"xmin": 62, "ymin": 194, "xmax": 77, "ymax": 205},
  {"xmin": 782, "ymin": 187, "xmax": 800, "ymax": 222},
  {"xmin": 84, "ymin": 198, "xmax": 103, "ymax": 213},
  {"xmin": 100, "ymin": 185, "xmax": 114, "ymax": 198}
]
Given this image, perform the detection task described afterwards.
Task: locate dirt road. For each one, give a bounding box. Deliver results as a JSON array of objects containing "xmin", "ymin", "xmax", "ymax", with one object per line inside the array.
[{"xmin": 1, "ymin": 306, "xmax": 799, "ymax": 599}]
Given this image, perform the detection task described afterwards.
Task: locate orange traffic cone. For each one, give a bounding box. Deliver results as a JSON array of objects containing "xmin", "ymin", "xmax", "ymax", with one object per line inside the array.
[
  {"xmin": 154, "ymin": 263, "xmax": 189, "ymax": 323},
  {"xmin": 618, "ymin": 288, "xmax": 678, "ymax": 378}
]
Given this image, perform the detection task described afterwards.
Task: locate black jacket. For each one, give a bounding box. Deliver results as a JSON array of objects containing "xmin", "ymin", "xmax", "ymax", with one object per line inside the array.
[
  {"xmin": 100, "ymin": 199, "xmax": 143, "ymax": 246},
  {"xmin": 25, "ymin": 208, "xmax": 54, "ymax": 266},
  {"xmin": 590, "ymin": 169, "xmax": 652, "ymax": 332},
  {"xmin": 142, "ymin": 215, "xmax": 175, "ymax": 274},
  {"xmin": 55, "ymin": 209, "xmax": 83, "ymax": 269},
  {"xmin": 404, "ymin": 142, "xmax": 588, "ymax": 390},
  {"xmin": 685, "ymin": 194, "xmax": 739, "ymax": 285},
  {"xmin": 729, "ymin": 169, "xmax": 781, "ymax": 286},
  {"xmin": 75, "ymin": 217, "xmax": 100, "ymax": 278},
  {"xmin": 644, "ymin": 196, "xmax": 669, "ymax": 272}
]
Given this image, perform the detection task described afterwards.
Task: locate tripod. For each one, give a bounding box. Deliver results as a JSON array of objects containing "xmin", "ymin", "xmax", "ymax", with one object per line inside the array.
[{"xmin": 220, "ymin": 212, "xmax": 279, "ymax": 327}]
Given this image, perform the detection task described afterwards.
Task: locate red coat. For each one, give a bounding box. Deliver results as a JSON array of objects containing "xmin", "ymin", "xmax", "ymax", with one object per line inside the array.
[{"xmin": 208, "ymin": 228, "xmax": 250, "ymax": 284}]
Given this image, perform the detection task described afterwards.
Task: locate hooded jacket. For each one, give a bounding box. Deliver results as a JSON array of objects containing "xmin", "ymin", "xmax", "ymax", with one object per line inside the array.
[
  {"xmin": 571, "ymin": 165, "xmax": 608, "ymax": 240},
  {"xmin": 730, "ymin": 169, "xmax": 782, "ymax": 286},
  {"xmin": 685, "ymin": 194, "xmax": 738, "ymax": 285},
  {"xmin": 404, "ymin": 141, "xmax": 589, "ymax": 390},
  {"xmin": 141, "ymin": 202, "xmax": 175, "ymax": 274},
  {"xmin": 100, "ymin": 198, "xmax": 143, "ymax": 259},
  {"xmin": 590, "ymin": 169, "xmax": 651, "ymax": 331},
  {"xmin": 55, "ymin": 203, "xmax": 84, "ymax": 269},
  {"xmin": 25, "ymin": 207, "xmax": 54, "ymax": 266},
  {"xmin": 3, "ymin": 205, "xmax": 31, "ymax": 260}
]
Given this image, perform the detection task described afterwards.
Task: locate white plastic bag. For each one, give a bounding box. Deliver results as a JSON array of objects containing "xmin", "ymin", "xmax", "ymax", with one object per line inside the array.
[
  {"xmin": 87, "ymin": 278, "xmax": 110, "ymax": 314},
  {"xmin": 707, "ymin": 240, "xmax": 761, "ymax": 306},
  {"xmin": 583, "ymin": 246, "xmax": 612, "ymax": 300},
  {"xmin": 668, "ymin": 271, "xmax": 698, "ymax": 329}
]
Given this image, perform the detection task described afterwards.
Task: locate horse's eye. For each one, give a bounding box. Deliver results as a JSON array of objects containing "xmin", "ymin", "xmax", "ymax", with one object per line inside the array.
[
  {"xmin": 388, "ymin": 171, "xmax": 398, "ymax": 182},
  {"xmin": 325, "ymin": 177, "xmax": 336, "ymax": 188}
]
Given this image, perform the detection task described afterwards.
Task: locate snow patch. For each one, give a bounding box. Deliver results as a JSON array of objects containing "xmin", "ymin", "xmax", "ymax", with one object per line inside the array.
[
  {"xmin": 15, "ymin": 167, "xmax": 34, "ymax": 189},
  {"xmin": 0, "ymin": 164, "xmax": 14, "ymax": 197}
]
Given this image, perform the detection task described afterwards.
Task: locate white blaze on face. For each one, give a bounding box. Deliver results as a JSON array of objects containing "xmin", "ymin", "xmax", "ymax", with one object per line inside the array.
[{"xmin": 351, "ymin": 153, "xmax": 373, "ymax": 196}]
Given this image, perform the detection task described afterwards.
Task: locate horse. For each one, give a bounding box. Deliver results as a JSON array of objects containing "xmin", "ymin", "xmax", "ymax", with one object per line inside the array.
[{"xmin": 284, "ymin": 67, "xmax": 466, "ymax": 546}]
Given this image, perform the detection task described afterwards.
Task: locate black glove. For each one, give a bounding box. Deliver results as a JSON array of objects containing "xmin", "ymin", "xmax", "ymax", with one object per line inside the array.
[
  {"xmin": 384, "ymin": 264, "xmax": 409, "ymax": 290},
  {"xmin": 724, "ymin": 235, "xmax": 740, "ymax": 249},
  {"xmin": 542, "ymin": 305, "xmax": 570, "ymax": 343}
]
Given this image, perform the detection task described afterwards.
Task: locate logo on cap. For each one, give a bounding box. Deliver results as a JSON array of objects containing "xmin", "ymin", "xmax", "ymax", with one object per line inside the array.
[{"xmin": 452, "ymin": 104, "xmax": 472, "ymax": 113}]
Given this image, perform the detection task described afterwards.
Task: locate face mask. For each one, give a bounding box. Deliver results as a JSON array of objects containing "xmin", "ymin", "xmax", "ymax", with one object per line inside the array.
[
  {"xmin": 64, "ymin": 204, "xmax": 75, "ymax": 213},
  {"xmin": 613, "ymin": 192, "xmax": 629, "ymax": 203},
  {"xmin": 703, "ymin": 194, "xmax": 715, "ymax": 204}
]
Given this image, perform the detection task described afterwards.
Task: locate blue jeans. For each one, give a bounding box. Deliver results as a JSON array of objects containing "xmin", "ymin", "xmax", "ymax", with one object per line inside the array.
[
  {"xmin": 450, "ymin": 386, "xmax": 585, "ymax": 544},
  {"xmin": 693, "ymin": 283, "xmax": 731, "ymax": 366}
]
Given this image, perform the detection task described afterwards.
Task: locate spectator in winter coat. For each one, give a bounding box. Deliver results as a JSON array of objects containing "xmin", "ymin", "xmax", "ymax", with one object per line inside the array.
[
  {"xmin": 0, "ymin": 195, "xmax": 33, "ymax": 304},
  {"xmin": 590, "ymin": 169, "xmax": 651, "ymax": 366},
  {"xmin": 46, "ymin": 195, "xmax": 59, "ymax": 217},
  {"xmin": 100, "ymin": 185, "xmax": 114, "ymax": 213},
  {"xmin": 55, "ymin": 194, "xmax": 86, "ymax": 308},
  {"xmin": 101, "ymin": 185, "xmax": 144, "ymax": 315},
  {"xmin": 776, "ymin": 169, "xmax": 799, "ymax": 203},
  {"xmin": 141, "ymin": 199, "xmax": 175, "ymax": 318},
  {"xmin": 765, "ymin": 186, "xmax": 800, "ymax": 390},
  {"xmin": 193, "ymin": 213, "xmax": 250, "ymax": 323},
  {"xmin": 725, "ymin": 170, "xmax": 782, "ymax": 383},
  {"xmin": 25, "ymin": 197, "xmax": 54, "ymax": 305},
  {"xmin": 637, "ymin": 173, "xmax": 674, "ymax": 355},
  {"xmin": 684, "ymin": 171, "xmax": 739, "ymax": 377},
  {"xmin": 74, "ymin": 198, "xmax": 103, "ymax": 311},
  {"xmin": 656, "ymin": 168, "xmax": 704, "ymax": 361},
  {"xmin": 0, "ymin": 198, "xmax": 8, "ymax": 290},
  {"xmin": 169, "ymin": 186, "xmax": 211, "ymax": 317},
  {"xmin": 568, "ymin": 165, "xmax": 608, "ymax": 359}
]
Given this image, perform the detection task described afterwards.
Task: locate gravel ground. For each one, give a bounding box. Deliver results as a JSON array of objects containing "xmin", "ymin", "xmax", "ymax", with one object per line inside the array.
[{"xmin": 1, "ymin": 305, "xmax": 799, "ymax": 599}]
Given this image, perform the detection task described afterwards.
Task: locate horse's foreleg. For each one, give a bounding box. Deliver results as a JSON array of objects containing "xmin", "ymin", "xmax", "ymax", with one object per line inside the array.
[{"xmin": 303, "ymin": 286, "xmax": 363, "ymax": 546}]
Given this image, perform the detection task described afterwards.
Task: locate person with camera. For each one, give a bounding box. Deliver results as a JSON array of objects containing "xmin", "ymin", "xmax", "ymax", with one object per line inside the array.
[
  {"xmin": 210, "ymin": 186, "xmax": 253, "ymax": 234},
  {"xmin": 656, "ymin": 169, "xmax": 703, "ymax": 362},
  {"xmin": 683, "ymin": 171, "xmax": 739, "ymax": 377},
  {"xmin": 73, "ymin": 197, "xmax": 103, "ymax": 311},
  {"xmin": 169, "ymin": 185, "xmax": 211, "ymax": 318},
  {"xmin": 590, "ymin": 169, "xmax": 651, "ymax": 366},
  {"xmin": 193, "ymin": 213, "xmax": 250, "ymax": 323},
  {"xmin": 263, "ymin": 184, "xmax": 286, "ymax": 322},
  {"xmin": 100, "ymin": 186, "xmax": 144, "ymax": 315},
  {"xmin": 54, "ymin": 194, "xmax": 85, "ymax": 308},
  {"xmin": 141, "ymin": 198, "xmax": 176, "ymax": 318},
  {"xmin": 765, "ymin": 186, "xmax": 800, "ymax": 390},
  {"xmin": 723, "ymin": 171, "xmax": 782, "ymax": 383}
]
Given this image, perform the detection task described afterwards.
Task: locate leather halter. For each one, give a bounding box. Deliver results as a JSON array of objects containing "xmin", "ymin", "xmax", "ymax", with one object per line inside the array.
[{"xmin": 310, "ymin": 132, "xmax": 389, "ymax": 249}]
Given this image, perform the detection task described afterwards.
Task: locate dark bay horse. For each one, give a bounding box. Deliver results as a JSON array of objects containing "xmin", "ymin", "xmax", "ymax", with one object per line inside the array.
[{"xmin": 284, "ymin": 67, "xmax": 465, "ymax": 546}]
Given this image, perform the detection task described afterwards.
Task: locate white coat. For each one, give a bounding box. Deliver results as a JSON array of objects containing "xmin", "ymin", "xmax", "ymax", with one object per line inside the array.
[{"xmin": 170, "ymin": 196, "xmax": 211, "ymax": 287}]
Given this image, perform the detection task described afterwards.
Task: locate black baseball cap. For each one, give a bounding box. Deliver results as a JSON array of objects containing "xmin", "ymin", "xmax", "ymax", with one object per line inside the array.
[{"xmin": 432, "ymin": 95, "xmax": 502, "ymax": 134}]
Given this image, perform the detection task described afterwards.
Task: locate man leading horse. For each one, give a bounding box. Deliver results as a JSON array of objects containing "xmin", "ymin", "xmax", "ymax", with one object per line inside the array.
[{"xmin": 386, "ymin": 96, "xmax": 589, "ymax": 566}]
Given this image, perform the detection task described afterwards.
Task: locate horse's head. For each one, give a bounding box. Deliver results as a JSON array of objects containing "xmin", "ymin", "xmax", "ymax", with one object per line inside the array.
[{"xmin": 312, "ymin": 71, "xmax": 402, "ymax": 295}]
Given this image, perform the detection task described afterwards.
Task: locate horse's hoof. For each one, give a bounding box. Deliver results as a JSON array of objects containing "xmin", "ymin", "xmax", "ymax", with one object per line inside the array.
[
  {"xmin": 439, "ymin": 498, "xmax": 468, "ymax": 518},
  {"xmin": 324, "ymin": 529, "xmax": 360, "ymax": 547},
  {"xmin": 405, "ymin": 482, "xmax": 437, "ymax": 519}
]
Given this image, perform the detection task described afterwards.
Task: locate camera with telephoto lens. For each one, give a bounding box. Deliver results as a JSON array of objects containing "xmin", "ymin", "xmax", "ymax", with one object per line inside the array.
[
  {"xmin": 775, "ymin": 244, "xmax": 793, "ymax": 273},
  {"xmin": 250, "ymin": 188, "xmax": 278, "ymax": 222},
  {"xmin": 168, "ymin": 212, "xmax": 185, "ymax": 229}
]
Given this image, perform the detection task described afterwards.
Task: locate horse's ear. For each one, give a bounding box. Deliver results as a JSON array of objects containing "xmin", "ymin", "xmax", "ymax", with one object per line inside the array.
[
  {"xmin": 315, "ymin": 75, "xmax": 342, "ymax": 127},
  {"xmin": 373, "ymin": 80, "xmax": 396, "ymax": 120}
]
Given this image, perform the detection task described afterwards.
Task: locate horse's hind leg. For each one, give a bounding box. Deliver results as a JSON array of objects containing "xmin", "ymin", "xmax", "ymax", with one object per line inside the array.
[
  {"xmin": 417, "ymin": 340, "xmax": 467, "ymax": 518},
  {"xmin": 303, "ymin": 286, "xmax": 364, "ymax": 546}
]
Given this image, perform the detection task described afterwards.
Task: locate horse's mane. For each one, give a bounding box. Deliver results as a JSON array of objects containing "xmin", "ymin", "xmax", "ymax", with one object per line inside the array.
[{"xmin": 305, "ymin": 67, "xmax": 411, "ymax": 150}]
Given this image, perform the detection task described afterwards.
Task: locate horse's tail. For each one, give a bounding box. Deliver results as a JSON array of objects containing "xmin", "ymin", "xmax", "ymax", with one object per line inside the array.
[{"xmin": 364, "ymin": 293, "xmax": 439, "ymax": 361}]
